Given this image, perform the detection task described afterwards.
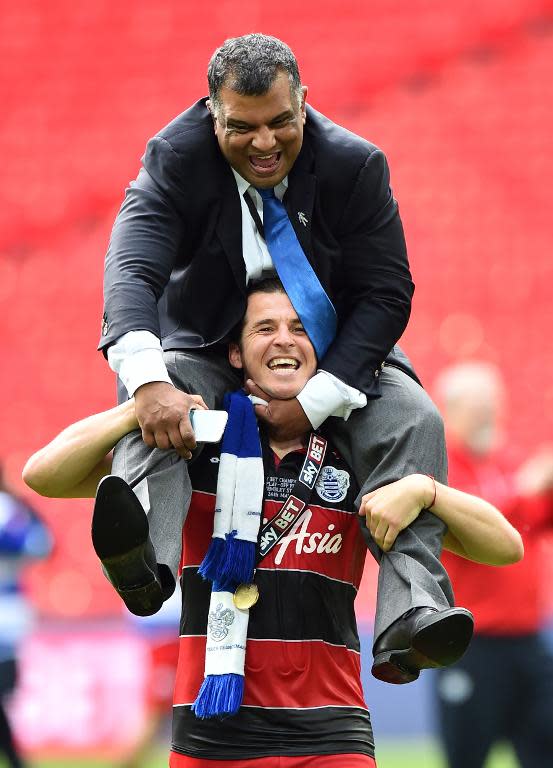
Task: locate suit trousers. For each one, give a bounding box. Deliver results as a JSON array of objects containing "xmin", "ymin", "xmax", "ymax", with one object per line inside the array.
[{"xmin": 112, "ymin": 349, "xmax": 454, "ymax": 644}]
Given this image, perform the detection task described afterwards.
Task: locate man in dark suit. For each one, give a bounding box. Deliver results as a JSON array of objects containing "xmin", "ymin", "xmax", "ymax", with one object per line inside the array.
[{"xmin": 98, "ymin": 33, "xmax": 472, "ymax": 684}]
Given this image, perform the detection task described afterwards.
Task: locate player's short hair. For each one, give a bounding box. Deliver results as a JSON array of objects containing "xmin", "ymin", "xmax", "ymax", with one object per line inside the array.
[
  {"xmin": 208, "ymin": 34, "xmax": 303, "ymax": 115},
  {"xmin": 248, "ymin": 276, "xmax": 286, "ymax": 299}
]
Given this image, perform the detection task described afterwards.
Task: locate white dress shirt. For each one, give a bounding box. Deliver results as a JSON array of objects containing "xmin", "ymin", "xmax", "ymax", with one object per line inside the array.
[{"xmin": 108, "ymin": 170, "xmax": 367, "ymax": 428}]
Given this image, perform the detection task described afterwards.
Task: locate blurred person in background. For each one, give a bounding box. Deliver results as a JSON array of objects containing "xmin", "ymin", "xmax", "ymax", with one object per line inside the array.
[
  {"xmin": 0, "ymin": 465, "xmax": 52, "ymax": 768},
  {"xmin": 434, "ymin": 361, "xmax": 553, "ymax": 768},
  {"xmin": 120, "ymin": 590, "xmax": 181, "ymax": 768},
  {"xmin": 24, "ymin": 284, "xmax": 523, "ymax": 767},
  {"xmin": 98, "ymin": 31, "xmax": 473, "ymax": 686}
]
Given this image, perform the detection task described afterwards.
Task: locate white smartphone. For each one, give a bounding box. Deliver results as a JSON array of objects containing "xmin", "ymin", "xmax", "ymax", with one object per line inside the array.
[{"xmin": 189, "ymin": 409, "xmax": 228, "ymax": 443}]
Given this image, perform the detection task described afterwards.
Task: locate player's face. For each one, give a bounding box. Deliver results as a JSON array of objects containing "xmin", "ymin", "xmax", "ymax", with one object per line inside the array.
[
  {"xmin": 229, "ymin": 291, "xmax": 317, "ymax": 400},
  {"xmin": 208, "ymin": 71, "xmax": 307, "ymax": 189}
]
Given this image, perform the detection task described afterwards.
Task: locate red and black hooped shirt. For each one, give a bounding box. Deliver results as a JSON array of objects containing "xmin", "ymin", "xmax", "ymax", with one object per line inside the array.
[{"xmin": 171, "ymin": 433, "xmax": 374, "ymax": 761}]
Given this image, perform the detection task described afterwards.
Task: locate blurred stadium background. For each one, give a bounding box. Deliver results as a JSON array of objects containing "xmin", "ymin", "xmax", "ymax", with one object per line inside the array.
[{"xmin": 1, "ymin": 1, "xmax": 552, "ymax": 765}]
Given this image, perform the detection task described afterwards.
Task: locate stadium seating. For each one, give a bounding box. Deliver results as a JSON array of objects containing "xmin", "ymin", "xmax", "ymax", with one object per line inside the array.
[{"xmin": 2, "ymin": 0, "xmax": 552, "ymax": 616}]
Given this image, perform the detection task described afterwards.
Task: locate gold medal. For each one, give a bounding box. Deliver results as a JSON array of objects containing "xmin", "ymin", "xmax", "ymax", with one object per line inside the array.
[{"xmin": 233, "ymin": 583, "xmax": 259, "ymax": 610}]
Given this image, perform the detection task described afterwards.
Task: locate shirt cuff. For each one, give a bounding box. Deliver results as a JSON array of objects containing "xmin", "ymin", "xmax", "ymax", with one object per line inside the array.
[
  {"xmin": 107, "ymin": 330, "xmax": 173, "ymax": 397},
  {"xmin": 296, "ymin": 371, "xmax": 367, "ymax": 429}
]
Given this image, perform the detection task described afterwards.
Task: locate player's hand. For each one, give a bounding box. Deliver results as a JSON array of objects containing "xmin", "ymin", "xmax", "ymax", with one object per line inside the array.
[
  {"xmin": 245, "ymin": 380, "xmax": 312, "ymax": 441},
  {"xmin": 134, "ymin": 381, "xmax": 207, "ymax": 459},
  {"xmin": 358, "ymin": 474, "xmax": 435, "ymax": 552}
]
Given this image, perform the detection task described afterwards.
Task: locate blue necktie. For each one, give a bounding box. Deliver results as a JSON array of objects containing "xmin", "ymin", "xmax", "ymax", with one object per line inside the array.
[{"xmin": 256, "ymin": 188, "xmax": 337, "ymax": 360}]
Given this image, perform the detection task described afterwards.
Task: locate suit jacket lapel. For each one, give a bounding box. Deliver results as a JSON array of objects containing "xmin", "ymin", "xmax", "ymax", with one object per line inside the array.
[
  {"xmin": 215, "ymin": 164, "xmax": 247, "ymax": 295},
  {"xmin": 284, "ymin": 141, "xmax": 316, "ymax": 264}
]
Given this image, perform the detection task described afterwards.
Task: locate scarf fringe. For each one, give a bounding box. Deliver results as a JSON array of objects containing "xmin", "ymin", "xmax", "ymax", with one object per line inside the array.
[
  {"xmin": 192, "ymin": 673, "xmax": 244, "ymax": 719},
  {"xmin": 220, "ymin": 532, "xmax": 256, "ymax": 584},
  {"xmin": 198, "ymin": 536, "xmax": 226, "ymax": 582}
]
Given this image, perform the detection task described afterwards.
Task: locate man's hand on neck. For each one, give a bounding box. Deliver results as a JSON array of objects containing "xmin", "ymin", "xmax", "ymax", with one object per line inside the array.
[{"xmin": 245, "ymin": 380, "xmax": 312, "ymax": 456}]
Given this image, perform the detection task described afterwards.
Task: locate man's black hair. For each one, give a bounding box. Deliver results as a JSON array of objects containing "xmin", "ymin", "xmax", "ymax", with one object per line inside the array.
[{"xmin": 207, "ymin": 34, "xmax": 302, "ymax": 114}]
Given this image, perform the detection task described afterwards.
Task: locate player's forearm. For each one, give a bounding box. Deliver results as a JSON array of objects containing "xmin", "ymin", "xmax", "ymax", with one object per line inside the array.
[
  {"xmin": 360, "ymin": 474, "xmax": 523, "ymax": 565},
  {"xmin": 430, "ymin": 479, "xmax": 524, "ymax": 566},
  {"xmin": 22, "ymin": 400, "xmax": 138, "ymax": 498}
]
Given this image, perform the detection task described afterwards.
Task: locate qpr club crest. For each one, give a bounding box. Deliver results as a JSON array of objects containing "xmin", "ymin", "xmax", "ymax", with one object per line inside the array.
[
  {"xmin": 315, "ymin": 466, "xmax": 350, "ymax": 503},
  {"xmin": 208, "ymin": 602, "xmax": 235, "ymax": 641}
]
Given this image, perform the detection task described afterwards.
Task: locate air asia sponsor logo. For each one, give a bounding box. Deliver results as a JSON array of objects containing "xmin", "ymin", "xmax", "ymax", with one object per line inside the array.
[
  {"xmin": 273, "ymin": 509, "xmax": 343, "ymax": 565},
  {"xmin": 299, "ymin": 434, "xmax": 326, "ymax": 489}
]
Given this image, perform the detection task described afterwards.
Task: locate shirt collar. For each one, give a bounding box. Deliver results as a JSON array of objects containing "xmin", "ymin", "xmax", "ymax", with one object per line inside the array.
[{"xmin": 231, "ymin": 168, "xmax": 288, "ymax": 200}]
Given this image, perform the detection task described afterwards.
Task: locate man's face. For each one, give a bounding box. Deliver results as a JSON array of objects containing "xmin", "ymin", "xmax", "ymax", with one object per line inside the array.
[
  {"xmin": 229, "ymin": 290, "xmax": 317, "ymax": 399},
  {"xmin": 453, "ymin": 395, "xmax": 501, "ymax": 456},
  {"xmin": 209, "ymin": 71, "xmax": 307, "ymax": 188}
]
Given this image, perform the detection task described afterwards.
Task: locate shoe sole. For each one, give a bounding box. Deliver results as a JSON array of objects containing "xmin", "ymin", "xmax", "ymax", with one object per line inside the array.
[
  {"xmin": 412, "ymin": 608, "xmax": 474, "ymax": 667},
  {"xmin": 92, "ymin": 475, "xmax": 163, "ymax": 616},
  {"xmin": 372, "ymin": 608, "xmax": 474, "ymax": 685},
  {"xmin": 92, "ymin": 475, "xmax": 149, "ymax": 560},
  {"xmin": 371, "ymin": 656, "xmax": 420, "ymax": 685}
]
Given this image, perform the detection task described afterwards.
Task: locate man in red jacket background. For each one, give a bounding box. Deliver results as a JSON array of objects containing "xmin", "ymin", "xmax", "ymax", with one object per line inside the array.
[{"xmin": 434, "ymin": 361, "xmax": 553, "ymax": 768}]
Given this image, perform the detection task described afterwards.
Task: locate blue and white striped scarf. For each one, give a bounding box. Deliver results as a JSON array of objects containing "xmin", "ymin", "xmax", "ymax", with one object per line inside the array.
[{"xmin": 193, "ymin": 389, "xmax": 264, "ymax": 718}]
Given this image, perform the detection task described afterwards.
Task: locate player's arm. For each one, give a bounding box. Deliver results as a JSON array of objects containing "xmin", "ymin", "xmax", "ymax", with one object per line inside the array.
[
  {"xmin": 359, "ymin": 474, "xmax": 524, "ymax": 566},
  {"xmin": 22, "ymin": 400, "xmax": 139, "ymax": 499}
]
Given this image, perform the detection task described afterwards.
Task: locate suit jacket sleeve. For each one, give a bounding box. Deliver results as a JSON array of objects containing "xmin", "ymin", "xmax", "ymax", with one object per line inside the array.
[
  {"xmin": 100, "ymin": 137, "xmax": 186, "ymax": 352},
  {"xmin": 320, "ymin": 148, "xmax": 414, "ymax": 395}
]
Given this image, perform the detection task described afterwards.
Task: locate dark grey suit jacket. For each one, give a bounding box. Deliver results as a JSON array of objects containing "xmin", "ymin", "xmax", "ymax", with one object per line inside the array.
[{"xmin": 100, "ymin": 99, "xmax": 415, "ymax": 397}]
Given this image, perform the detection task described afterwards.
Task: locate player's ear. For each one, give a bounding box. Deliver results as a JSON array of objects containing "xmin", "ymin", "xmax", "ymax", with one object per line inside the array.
[{"xmin": 228, "ymin": 342, "xmax": 243, "ymax": 370}]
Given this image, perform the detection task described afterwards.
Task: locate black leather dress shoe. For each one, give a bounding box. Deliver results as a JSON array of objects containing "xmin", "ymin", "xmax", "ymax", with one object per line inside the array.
[
  {"xmin": 92, "ymin": 475, "xmax": 174, "ymax": 616},
  {"xmin": 372, "ymin": 606, "xmax": 474, "ymax": 684}
]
